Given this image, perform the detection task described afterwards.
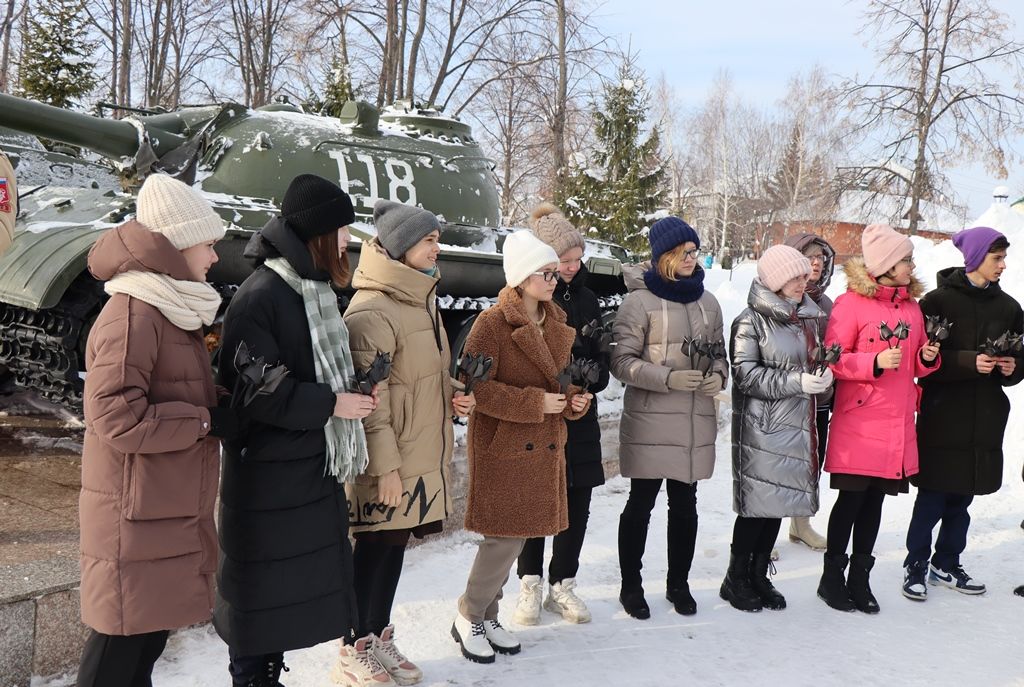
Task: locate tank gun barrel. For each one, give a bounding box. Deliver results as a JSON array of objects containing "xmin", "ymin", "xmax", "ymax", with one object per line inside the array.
[{"xmin": 0, "ymin": 93, "xmax": 186, "ymax": 160}]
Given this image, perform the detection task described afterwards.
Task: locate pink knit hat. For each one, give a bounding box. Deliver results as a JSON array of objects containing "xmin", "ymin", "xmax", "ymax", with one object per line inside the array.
[
  {"xmin": 862, "ymin": 223, "xmax": 914, "ymax": 277},
  {"xmin": 757, "ymin": 245, "xmax": 811, "ymax": 292}
]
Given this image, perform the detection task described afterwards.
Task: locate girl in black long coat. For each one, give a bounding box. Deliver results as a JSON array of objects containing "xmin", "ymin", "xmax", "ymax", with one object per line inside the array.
[
  {"xmin": 512, "ymin": 204, "xmax": 610, "ymax": 625},
  {"xmin": 903, "ymin": 227, "xmax": 1024, "ymax": 602},
  {"xmin": 215, "ymin": 175, "xmax": 377, "ymax": 686}
]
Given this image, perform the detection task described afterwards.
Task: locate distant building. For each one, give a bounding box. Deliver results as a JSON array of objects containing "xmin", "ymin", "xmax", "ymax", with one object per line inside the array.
[{"xmin": 762, "ymin": 189, "xmax": 968, "ymax": 264}]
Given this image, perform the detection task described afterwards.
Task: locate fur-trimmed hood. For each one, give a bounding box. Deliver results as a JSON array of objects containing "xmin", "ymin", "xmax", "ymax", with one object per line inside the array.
[{"xmin": 843, "ymin": 256, "xmax": 925, "ymax": 300}]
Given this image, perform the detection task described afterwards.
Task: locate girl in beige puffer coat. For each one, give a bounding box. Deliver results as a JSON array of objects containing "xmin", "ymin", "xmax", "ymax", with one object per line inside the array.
[
  {"xmin": 339, "ymin": 200, "xmax": 474, "ymax": 686},
  {"xmin": 611, "ymin": 216, "xmax": 727, "ymax": 620}
]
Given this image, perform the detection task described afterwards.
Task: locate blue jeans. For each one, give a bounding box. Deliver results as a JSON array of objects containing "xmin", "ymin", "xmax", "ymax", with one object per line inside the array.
[{"xmin": 904, "ymin": 488, "xmax": 974, "ymax": 570}]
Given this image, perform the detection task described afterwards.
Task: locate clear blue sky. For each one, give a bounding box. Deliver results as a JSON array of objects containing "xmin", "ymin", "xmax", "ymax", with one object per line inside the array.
[{"xmin": 591, "ymin": 0, "xmax": 1024, "ymax": 219}]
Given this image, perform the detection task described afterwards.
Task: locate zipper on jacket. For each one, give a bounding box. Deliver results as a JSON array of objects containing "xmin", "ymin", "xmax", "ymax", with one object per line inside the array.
[{"xmin": 426, "ymin": 279, "xmax": 448, "ymax": 517}]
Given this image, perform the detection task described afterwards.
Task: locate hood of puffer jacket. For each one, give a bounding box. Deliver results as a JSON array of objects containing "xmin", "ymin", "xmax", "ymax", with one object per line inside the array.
[
  {"xmin": 843, "ymin": 256, "xmax": 925, "ymax": 300},
  {"xmin": 622, "ymin": 261, "xmax": 651, "ymax": 292},
  {"xmin": 351, "ymin": 237, "xmax": 440, "ymax": 306},
  {"xmin": 782, "ymin": 232, "xmax": 835, "ymax": 296},
  {"xmin": 244, "ymin": 216, "xmax": 330, "ymax": 281},
  {"xmin": 747, "ymin": 277, "xmax": 825, "ymax": 324},
  {"xmin": 88, "ymin": 220, "xmax": 195, "ymax": 282}
]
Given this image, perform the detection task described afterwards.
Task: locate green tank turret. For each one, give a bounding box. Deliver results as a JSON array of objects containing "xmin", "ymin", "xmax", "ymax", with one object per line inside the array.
[{"xmin": 0, "ymin": 93, "xmax": 627, "ymax": 409}]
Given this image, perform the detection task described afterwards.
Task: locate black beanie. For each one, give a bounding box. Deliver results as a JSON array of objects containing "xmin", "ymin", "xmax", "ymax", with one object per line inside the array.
[{"xmin": 281, "ymin": 174, "xmax": 356, "ymax": 242}]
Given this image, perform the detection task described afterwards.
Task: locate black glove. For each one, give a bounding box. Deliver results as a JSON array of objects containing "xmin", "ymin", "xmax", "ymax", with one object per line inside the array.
[{"xmin": 207, "ymin": 407, "xmax": 245, "ymax": 440}]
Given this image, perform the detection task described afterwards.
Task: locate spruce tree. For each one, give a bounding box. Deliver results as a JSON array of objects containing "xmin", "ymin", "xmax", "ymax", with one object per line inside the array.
[
  {"xmin": 17, "ymin": 0, "xmax": 97, "ymax": 109},
  {"xmin": 317, "ymin": 56, "xmax": 355, "ymax": 117},
  {"xmin": 558, "ymin": 58, "xmax": 664, "ymax": 254},
  {"xmin": 766, "ymin": 124, "xmax": 831, "ymax": 223}
]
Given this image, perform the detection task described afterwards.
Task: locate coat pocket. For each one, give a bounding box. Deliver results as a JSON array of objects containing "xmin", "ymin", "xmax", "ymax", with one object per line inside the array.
[
  {"xmin": 125, "ymin": 451, "xmax": 202, "ymax": 521},
  {"xmin": 836, "ymin": 381, "xmax": 875, "ymax": 414}
]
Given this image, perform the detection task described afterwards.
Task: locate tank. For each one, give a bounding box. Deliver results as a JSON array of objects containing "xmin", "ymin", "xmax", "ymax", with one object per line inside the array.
[{"xmin": 0, "ymin": 93, "xmax": 627, "ymax": 409}]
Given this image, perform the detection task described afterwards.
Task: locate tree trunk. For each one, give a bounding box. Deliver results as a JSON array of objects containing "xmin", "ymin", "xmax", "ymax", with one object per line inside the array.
[
  {"xmin": 0, "ymin": 0, "xmax": 18, "ymax": 92},
  {"xmin": 405, "ymin": 0, "xmax": 427, "ymax": 103},
  {"xmin": 116, "ymin": 0, "xmax": 132, "ymax": 106},
  {"xmin": 549, "ymin": 0, "xmax": 567, "ymax": 198}
]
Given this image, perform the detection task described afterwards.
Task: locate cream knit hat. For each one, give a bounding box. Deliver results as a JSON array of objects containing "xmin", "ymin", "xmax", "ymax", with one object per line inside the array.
[
  {"xmin": 136, "ymin": 174, "xmax": 226, "ymax": 250},
  {"xmin": 503, "ymin": 230, "xmax": 559, "ymax": 287},
  {"xmin": 757, "ymin": 245, "xmax": 811, "ymax": 292}
]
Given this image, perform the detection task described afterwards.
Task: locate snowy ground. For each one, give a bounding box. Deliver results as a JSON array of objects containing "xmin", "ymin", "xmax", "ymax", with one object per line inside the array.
[{"xmin": 42, "ymin": 435, "xmax": 1021, "ymax": 687}]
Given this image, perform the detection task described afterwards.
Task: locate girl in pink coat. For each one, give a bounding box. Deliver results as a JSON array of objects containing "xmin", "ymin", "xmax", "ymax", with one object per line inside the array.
[{"xmin": 817, "ymin": 223, "xmax": 940, "ymax": 614}]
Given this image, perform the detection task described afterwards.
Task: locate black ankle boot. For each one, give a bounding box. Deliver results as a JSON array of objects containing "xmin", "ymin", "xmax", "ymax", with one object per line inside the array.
[
  {"xmin": 720, "ymin": 552, "xmax": 763, "ymax": 612},
  {"xmin": 817, "ymin": 552, "xmax": 857, "ymax": 612},
  {"xmin": 750, "ymin": 552, "xmax": 786, "ymax": 610},
  {"xmin": 847, "ymin": 553, "xmax": 880, "ymax": 614},
  {"xmin": 619, "ymin": 586, "xmax": 651, "ymax": 619},
  {"xmin": 666, "ymin": 581, "xmax": 697, "ymax": 616},
  {"xmin": 241, "ymin": 658, "xmax": 288, "ymax": 687}
]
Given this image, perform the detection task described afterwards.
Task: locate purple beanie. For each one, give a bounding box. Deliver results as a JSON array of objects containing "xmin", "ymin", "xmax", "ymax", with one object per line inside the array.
[{"xmin": 953, "ymin": 226, "xmax": 1005, "ymax": 272}]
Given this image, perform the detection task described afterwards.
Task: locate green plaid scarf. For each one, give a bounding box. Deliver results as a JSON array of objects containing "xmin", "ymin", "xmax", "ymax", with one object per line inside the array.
[{"xmin": 264, "ymin": 257, "xmax": 368, "ymax": 482}]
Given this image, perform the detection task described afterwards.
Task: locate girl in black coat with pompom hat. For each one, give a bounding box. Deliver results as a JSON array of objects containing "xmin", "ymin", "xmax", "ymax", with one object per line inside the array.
[{"xmin": 512, "ymin": 203, "xmax": 610, "ymax": 626}]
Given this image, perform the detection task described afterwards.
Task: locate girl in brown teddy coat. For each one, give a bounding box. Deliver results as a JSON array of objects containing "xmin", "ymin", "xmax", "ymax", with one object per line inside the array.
[{"xmin": 451, "ymin": 230, "xmax": 591, "ymax": 664}]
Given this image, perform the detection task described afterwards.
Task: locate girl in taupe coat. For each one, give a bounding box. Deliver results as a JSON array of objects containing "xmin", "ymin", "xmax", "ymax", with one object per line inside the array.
[
  {"xmin": 76, "ymin": 175, "xmax": 237, "ymax": 687},
  {"xmin": 611, "ymin": 217, "xmax": 727, "ymax": 620},
  {"xmin": 339, "ymin": 200, "xmax": 473, "ymax": 686}
]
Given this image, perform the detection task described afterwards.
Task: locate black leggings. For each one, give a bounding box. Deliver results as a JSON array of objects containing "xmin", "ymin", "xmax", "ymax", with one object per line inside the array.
[
  {"xmin": 618, "ymin": 478, "xmax": 698, "ymax": 589},
  {"xmin": 77, "ymin": 629, "xmax": 170, "ymax": 687},
  {"xmin": 826, "ymin": 489, "xmax": 886, "ymax": 556},
  {"xmin": 731, "ymin": 516, "xmax": 782, "ymax": 555},
  {"xmin": 517, "ymin": 486, "xmax": 594, "ymax": 583},
  {"xmin": 351, "ymin": 538, "xmax": 407, "ymax": 639}
]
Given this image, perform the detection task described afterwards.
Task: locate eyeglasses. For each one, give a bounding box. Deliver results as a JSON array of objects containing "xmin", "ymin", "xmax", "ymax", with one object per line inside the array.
[
  {"xmin": 897, "ymin": 256, "xmax": 915, "ymax": 265},
  {"xmin": 805, "ymin": 253, "xmax": 825, "ymax": 264},
  {"xmin": 530, "ymin": 270, "xmax": 559, "ymax": 282},
  {"xmin": 682, "ymin": 248, "xmax": 700, "ymax": 260}
]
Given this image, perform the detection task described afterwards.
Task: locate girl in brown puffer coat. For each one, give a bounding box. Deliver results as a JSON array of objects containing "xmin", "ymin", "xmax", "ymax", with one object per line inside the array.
[
  {"xmin": 451, "ymin": 230, "xmax": 591, "ymax": 664},
  {"xmin": 76, "ymin": 174, "xmax": 239, "ymax": 687}
]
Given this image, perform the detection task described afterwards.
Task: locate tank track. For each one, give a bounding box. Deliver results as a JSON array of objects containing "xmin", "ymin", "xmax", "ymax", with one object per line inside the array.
[{"xmin": 0, "ymin": 276, "xmax": 104, "ymax": 411}]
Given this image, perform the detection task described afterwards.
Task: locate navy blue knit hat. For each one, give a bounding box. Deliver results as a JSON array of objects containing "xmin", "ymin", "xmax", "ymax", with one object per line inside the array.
[{"xmin": 648, "ymin": 216, "xmax": 699, "ymax": 262}]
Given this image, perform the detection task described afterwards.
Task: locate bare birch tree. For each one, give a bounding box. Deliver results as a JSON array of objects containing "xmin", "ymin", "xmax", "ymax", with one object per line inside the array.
[
  {"xmin": 845, "ymin": 0, "xmax": 1024, "ymax": 232},
  {"xmin": 0, "ymin": 0, "xmax": 23, "ymax": 92},
  {"xmin": 216, "ymin": 0, "xmax": 301, "ymax": 106}
]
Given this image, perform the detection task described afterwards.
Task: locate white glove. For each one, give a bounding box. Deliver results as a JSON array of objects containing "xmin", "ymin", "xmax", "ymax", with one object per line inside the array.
[
  {"xmin": 801, "ymin": 372, "xmax": 830, "ymax": 395},
  {"xmin": 817, "ymin": 367, "xmax": 834, "ymax": 387}
]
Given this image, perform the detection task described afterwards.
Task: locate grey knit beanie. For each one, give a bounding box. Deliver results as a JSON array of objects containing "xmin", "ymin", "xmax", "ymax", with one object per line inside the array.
[{"xmin": 372, "ymin": 200, "xmax": 441, "ymax": 258}]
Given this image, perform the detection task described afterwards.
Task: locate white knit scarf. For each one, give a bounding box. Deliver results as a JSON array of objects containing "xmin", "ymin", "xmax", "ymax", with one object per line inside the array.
[{"xmin": 104, "ymin": 271, "xmax": 221, "ymax": 331}]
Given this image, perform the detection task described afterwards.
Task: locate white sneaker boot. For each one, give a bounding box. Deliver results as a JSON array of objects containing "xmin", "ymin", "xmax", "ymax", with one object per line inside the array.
[
  {"xmin": 450, "ymin": 613, "xmax": 495, "ymax": 664},
  {"xmin": 483, "ymin": 619, "xmax": 521, "ymax": 654},
  {"xmin": 789, "ymin": 517, "xmax": 827, "ymax": 551},
  {"xmin": 512, "ymin": 574, "xmax": 542, "ymax": 625},
  {"xmin": 372, "ymin": 625, "xmax": 423, "ymax": 686},
  {"xmin": 331, "ymin": 636, "xmax": 397, "ymax": 686},
  {"xmin": 543, "ymin": 578, "xmax": 592, "ymax": 623}
]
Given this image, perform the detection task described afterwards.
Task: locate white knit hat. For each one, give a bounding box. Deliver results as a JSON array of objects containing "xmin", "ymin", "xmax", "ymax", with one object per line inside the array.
[
  {"xmin": 136, "ymin": 174, "xmax": 226, "ymax": 250},
  {"xmin": 503, "ymin": 230, "xmax": 559, "ymax": 287}
]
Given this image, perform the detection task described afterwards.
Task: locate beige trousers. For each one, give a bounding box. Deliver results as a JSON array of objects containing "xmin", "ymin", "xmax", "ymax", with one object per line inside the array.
[{"xmin": 457, "ymin": 536, "xmax": 526, "ymax": 623}]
